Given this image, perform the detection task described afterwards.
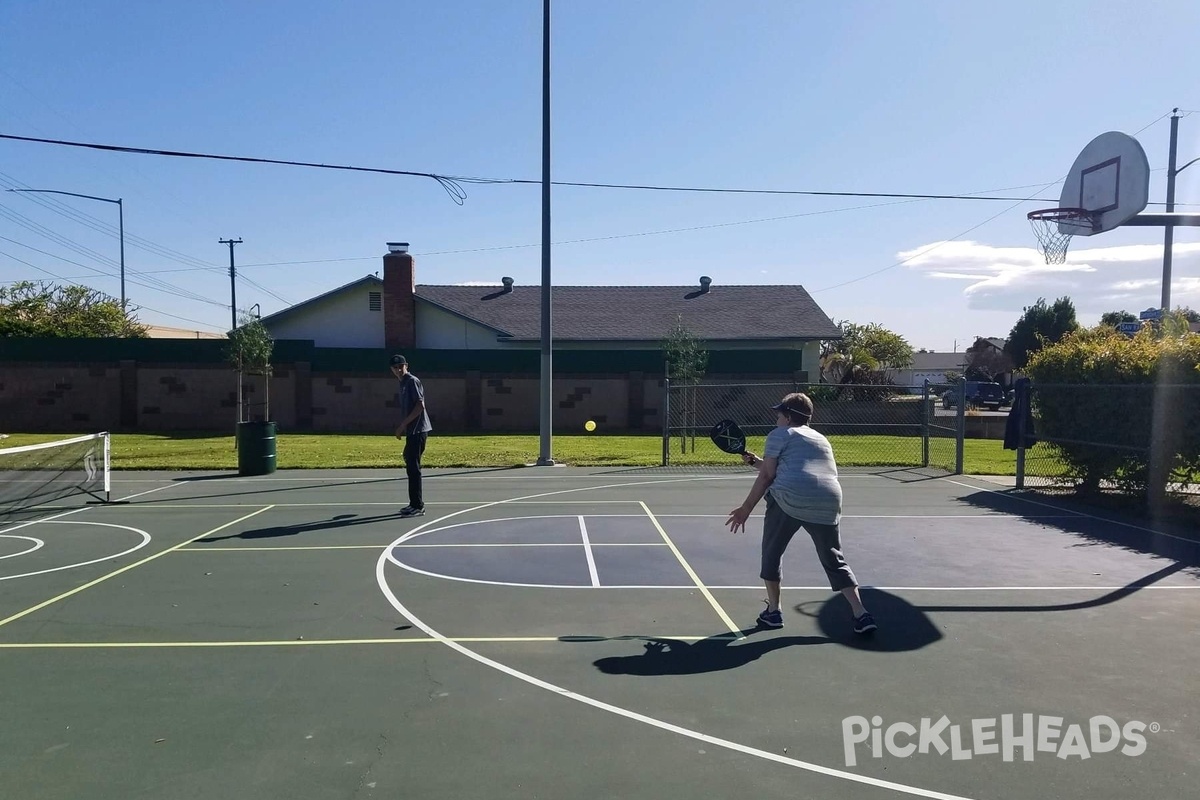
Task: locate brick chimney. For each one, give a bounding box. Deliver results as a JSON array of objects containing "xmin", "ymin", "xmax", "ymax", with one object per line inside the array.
[{"xmin": 383, "ymin": 242, "xmax": 416, "ymax": 350}]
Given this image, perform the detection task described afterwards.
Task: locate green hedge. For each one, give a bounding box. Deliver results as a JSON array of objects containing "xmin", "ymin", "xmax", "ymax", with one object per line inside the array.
[{"xmin": 1026, "ymin": 320, "xmax": 1200, "ymax": 496}]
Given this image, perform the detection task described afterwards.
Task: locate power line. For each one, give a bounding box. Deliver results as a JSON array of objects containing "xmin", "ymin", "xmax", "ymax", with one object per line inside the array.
[
  {"xmin": 0, "ymin": 248, "xmax": 225, "ymax": 330},
  {"xmin": 0, "ymin": 133, "xmax": 473, "ymax": 204},
  {"xmin": 0, "ymin": 201, "xmax": 229, "ymax": 308},
  {"xmin": 1, "ymin": 176, "xmax": 293, "ymax": 307},
  {"xmin": 0, "ymin": 131, "xmax": 1095, "ymax": 204}
]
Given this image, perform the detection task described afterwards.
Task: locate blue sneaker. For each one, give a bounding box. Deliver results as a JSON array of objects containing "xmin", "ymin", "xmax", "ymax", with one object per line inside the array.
[
  {"xmin": 757, "ymin": 602, "xmax": 783, "ymax": 629},
  {"xmin": 853, "ymin": 612, "xmax": 877, "ymax": 635}
]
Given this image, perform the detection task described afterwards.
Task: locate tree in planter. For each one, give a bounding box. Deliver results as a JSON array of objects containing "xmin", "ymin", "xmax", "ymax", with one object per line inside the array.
[
  {"xmin": 662, "ymin": 314, "xmax": 709, "ymax": 453},
  {"xmin": 224, "ymin": 313, "xmax": 275, "ymax": 433}
]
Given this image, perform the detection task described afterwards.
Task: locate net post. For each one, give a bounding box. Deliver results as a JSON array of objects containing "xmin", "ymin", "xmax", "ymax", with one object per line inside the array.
[
  {"xmin": 661, "ymin": 378, "xmax": 671, "ymax": 466},
  {"xmin": 955, "ymin": 377, "xmax": 966, "ymax": 474},
  {"xmin": 103, "ymin": 431, "xmax": 111, "ymax": 502}
]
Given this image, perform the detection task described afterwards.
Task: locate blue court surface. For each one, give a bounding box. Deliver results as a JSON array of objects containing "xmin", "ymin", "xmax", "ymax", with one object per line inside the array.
[{"xmin": 1, "ymin": 467, "xmax": 1197, "ymax": 800}]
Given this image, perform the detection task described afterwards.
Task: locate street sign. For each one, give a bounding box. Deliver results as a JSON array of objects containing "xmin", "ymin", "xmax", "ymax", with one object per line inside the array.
[{"xmin": 1118, "ymin": 321, "xmax": 1143, "ymax": 335}]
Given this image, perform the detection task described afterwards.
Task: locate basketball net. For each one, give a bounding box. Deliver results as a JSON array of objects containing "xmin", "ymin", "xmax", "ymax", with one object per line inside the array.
[{"xmin": 1027, "ymin": 208, "xmax": 1095, "ymax": 264}]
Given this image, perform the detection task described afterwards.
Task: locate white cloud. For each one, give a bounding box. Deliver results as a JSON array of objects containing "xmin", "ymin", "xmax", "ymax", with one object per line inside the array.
[
  {"xmin": 900, "ymin": 238, "xmax": 1200, "ymax": 314},
  {"xmin": 452, "ymin": 280, "xmax": 502, "ymax": 286}
]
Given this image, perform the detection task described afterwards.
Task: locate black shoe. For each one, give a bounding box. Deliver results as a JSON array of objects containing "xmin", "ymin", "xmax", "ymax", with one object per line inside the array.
[
  {"xmin": 399, "ymin": 506, "xmax": 425, "ymax": 517},
  {"xmin": 853, "ymin": 612, "xmax": 877, "ymax": 635},
  {"xmin": 756, "ymin": 601, "xmax": 784, "ymax": 629}
]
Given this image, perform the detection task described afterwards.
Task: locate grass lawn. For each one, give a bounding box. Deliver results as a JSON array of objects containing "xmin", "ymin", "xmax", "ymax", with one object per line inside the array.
[{"xmin": 0, "ymin": 431, "xmax": 1021, "ymax": 474}]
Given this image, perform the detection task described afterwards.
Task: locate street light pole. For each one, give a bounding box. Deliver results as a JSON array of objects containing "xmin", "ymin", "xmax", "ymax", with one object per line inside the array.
[{"xmin": 5, "ymin": 188, "xmax": 126, "ymax": 307}]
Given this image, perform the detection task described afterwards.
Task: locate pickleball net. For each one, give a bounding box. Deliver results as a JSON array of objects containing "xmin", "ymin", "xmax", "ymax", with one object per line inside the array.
[{"xmin": 1, "ymin": 433, "xmax": 111, "ymax": 519}]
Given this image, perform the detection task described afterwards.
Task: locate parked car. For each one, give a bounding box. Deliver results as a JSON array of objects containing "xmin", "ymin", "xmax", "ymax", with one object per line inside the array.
[{"xmin": 942, "ymin": 381, "xmax": 1007, "ymax": 411}]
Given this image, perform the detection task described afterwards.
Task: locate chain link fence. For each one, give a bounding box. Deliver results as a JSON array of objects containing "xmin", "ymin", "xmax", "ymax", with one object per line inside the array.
[
  {"xmin": 1016, "ymin": 382, "xmax": 1200, "ymax": 517},
  {"xmin": 661, "ymin": 379, "xmax": 964, "ymax": 474}
]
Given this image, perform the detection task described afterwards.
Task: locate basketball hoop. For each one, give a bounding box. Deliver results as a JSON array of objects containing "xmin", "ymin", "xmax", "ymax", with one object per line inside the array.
[{"xmin": 1027, "ymin": 208, "xmax": 1096, "ymax": 264}]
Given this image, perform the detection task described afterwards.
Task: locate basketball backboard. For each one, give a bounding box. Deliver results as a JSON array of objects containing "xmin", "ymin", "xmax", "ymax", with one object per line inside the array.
[{"xmin": 1058, "ymin": 131, "xmax": 1150, "ymax": 235}]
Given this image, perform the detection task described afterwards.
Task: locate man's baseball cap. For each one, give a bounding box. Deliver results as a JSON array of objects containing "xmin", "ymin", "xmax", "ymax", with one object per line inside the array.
[{"xmin": 389, "ymin": 355, "xmax": 407, "ymax": 366}]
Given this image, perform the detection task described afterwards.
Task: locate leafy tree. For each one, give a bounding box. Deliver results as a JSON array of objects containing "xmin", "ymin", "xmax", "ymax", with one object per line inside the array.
[
  {"xmin": 964, "ymin": 337, "xmax": 1014, "ymax": 383},
  {"xmin": 1100, "ymin": 310, "xmax": 1137, "ymax": 327},
  {"xmin": 819, "ymin": 321, "xmax": 914, "ymax": 384},
  {"xmin": 1003, "ymin": 296, "xmax": 1079, "ymax": 370},
  {"xmin": 0, "ymin": 280, "xmax": 147, "ymax": 338},
  {"xmin": 1174, "ymin": 306, "xmax": 1199, "ymax": 324}
]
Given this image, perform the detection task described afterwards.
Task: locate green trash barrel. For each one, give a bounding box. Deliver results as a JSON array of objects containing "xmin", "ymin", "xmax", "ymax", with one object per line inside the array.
[{"xmin": 237, "ymin": 421, "xmax": 277, "ymax": 476}]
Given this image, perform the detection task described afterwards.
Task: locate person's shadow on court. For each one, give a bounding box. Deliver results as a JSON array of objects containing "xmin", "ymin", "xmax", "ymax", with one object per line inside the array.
[
  {"xmin": 567, "ymin": 631, "xmax": 827, "ymax": 676},
  {"xmin": 198, "ymin": 512, "xmax": 404, "ymax": 542},
  {"xmin": 568, "ymin": 589, "xmax": 948, "ymax": 677}
]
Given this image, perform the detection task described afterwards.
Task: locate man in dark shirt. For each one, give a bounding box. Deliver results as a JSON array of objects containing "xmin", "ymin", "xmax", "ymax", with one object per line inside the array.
[{"xmin": 389, "ymin": 355, "xmax": 433, "ymax": 516}]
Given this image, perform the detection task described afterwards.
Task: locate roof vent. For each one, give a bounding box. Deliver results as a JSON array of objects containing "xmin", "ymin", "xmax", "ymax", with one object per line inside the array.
[
  {"xmin": 501, "ymin": 276, "xmax": 514, "ymax": 293},
  {"xmin": 699, "ymin": 276, "xmax": 712, "ymax": 293},
  {"xmin": 386, "ymin": 242, "xmax": 409, "ymax": 254}
]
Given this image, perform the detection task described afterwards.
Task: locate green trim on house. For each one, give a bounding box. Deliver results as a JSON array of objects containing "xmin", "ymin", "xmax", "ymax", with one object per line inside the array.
[{"xmin": 0, "ymin": 338, "xmax": 806, "ymax": 375}]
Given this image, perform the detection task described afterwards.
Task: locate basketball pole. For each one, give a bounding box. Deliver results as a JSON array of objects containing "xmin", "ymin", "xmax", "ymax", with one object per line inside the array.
[{"xmin": 1161, "ymin": 110, "xmax": 1180, "ymax": 313}]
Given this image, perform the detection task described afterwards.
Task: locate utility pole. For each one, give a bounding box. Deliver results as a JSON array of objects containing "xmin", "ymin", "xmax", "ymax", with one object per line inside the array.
[{"xmin": 220, "ymin": 238, "xmax": 242, "ymax": 330}]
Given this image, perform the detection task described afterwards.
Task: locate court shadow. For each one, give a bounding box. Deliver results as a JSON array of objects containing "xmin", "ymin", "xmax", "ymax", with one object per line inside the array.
[
  {"xmin": 198, "ymin": 512, "xmax": 403, "ymax": 542},
  {"xmin": 797, "ymin": 565, "xmax": 1187, "ymax": 652},
  {"xmin": 564, "ymin": 629, "xmax": 828, "ymax": 676},
  {"xmin": 798, "ymin": 589, "xmax": 944, "ymax": 652},
  {"xmin": 955, "ymin": 488, "xmax": 1200, "ymax": 569}
]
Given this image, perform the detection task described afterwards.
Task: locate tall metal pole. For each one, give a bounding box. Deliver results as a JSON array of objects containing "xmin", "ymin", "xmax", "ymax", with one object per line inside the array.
[
  {"xmin": 5, "ymin": 188, "xmax": 125, "ymax": 306},
  {"xmin": 117, "ymin": 198, "xmax": 125, "ymax": 309},
  {"xmin": 1162, "ymin": 109, "xmax": 1180, "ymax": 313},
  {"xmin": 220, "ymin": 238, "xmax": 242, "ymax": 330},
  {"xmin": 537, "ymin": 0, "xmax": 555, "ymax": 465}
]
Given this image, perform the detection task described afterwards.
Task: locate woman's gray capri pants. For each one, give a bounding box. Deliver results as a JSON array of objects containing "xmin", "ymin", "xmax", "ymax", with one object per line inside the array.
[{"xmin": 760, "ymin": 494, "xmax": 857, "ymax": 591}]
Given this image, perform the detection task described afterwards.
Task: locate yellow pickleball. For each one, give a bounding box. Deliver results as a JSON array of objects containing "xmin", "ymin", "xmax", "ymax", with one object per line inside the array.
[{"xmin": 584, "ymin": 420, "xmax": 596, "ymax": 432}]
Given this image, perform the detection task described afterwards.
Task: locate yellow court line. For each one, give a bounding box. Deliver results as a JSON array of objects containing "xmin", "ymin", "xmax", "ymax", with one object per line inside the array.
[
  {"xmin": 0, "ymin": 505, "xmax": 276, "ymax": 629},
  {"xmin": 178, "ymin": 545, "xmax": 384, "ymax": 551},
  {"xmin": 178, "ymin": 543, "xmax": 673, "ymax": 552},
  {"xmin": 638, "ymin": 501, "xmax": 743, "ymax": 638},
  {"xmin": 113, "ymin": 500, "xmax": 643, "ymax": 509},
  {"xmin": 0, "ymin": 633, "xmax": 735, "ymax": 649}
]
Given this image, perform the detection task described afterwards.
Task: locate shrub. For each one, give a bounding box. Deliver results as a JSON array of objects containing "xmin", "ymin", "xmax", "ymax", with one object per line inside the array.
[{"xmin": 1025, "ymin": 316, "xmax": 1200, "ymax": 496}]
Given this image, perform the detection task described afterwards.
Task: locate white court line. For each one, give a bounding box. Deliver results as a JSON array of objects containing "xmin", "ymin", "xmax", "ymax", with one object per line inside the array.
[
  {"xmin": 0, "ymin": 482, "xmax": 177, "ymax": 536},
  {"xmin": 0, "ymin": 505, "xmax": 273, "ymax": 629},
  {"xmin": 397, "ymin": 541, "xmax": 666, "ymax": 549},
  {"xmin": 377, "ymin": 476, "xmax": 979, "ymax": 800},
  {"xmin": 0, "ymin": 522, "xmax": 152, "ymax": 582},
  {"xmin": 578, "ymin": 516, "xmax": 600, "ymax": 587},
  {"xmin": 0, "ymin": 535, "xmax": 44, "ymax": 560},
  {"xmin": 941, "ymin": 478, "xmax": 1200, "ymax": 545}
]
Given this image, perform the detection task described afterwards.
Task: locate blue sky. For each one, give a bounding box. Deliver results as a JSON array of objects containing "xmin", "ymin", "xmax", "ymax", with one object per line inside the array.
[{"xmin": 2, "ymin": 0, "xmax": 1198, "ymax": 351}]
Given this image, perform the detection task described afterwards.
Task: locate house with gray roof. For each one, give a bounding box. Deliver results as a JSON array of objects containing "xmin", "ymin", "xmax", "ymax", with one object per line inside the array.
[{"xmin": 257, "ymin": 243, "xmax": 841, "ymax": 378}]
